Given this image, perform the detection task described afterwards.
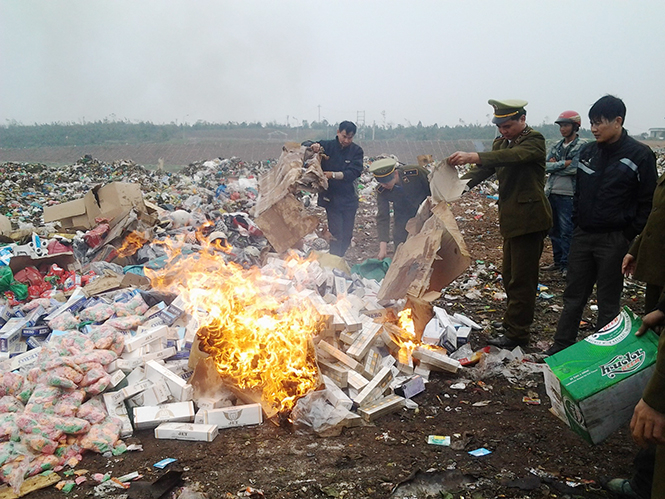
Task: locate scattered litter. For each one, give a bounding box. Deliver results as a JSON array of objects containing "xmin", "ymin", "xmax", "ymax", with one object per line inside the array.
[
  {"xmin": 154, "ymin": 458, "xmax": 178, "ymax": 469},
  {"xmin": 468, "ymin": 447, "xmax": 492, "ymax": 457},
  {"xmin": 427, "ymin": 435, "xmax": 451, "ymax": 446}
]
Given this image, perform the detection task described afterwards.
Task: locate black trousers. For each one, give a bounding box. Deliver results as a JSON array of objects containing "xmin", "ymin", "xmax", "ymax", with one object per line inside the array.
[
  {"xmin": 502, "ymin": 230, "xmax": 547, "ymax": 341},
  {"xmin": 326, "ymin": 204, "xmax": 357, "ymax": 257},
  {"xmin": 552, "ymin": 228, "xmax": 629, "ymax": 349}
]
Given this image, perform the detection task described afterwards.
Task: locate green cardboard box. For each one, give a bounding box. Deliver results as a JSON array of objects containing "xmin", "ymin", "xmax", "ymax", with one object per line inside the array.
[{"xmin": 544, "ymin": 308, "xmax": 659, "ymax": 444}]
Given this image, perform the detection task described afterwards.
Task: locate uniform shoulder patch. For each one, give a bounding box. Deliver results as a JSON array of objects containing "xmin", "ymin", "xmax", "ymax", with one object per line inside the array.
[
  {"xmin": 376, "ymin": 185, "xmax": 386, "ymax": 194},
  {"xmin": 404, "ymin": 168, "xmax": 419, "ymax": 176}
]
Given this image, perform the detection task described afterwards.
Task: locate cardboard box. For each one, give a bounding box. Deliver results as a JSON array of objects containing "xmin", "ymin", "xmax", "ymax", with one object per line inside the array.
[
  {"xmin": 43, "ymin": 182, "xmax": 147, "ymax": 230},
  {"xmin": 544, "ymin": 308, "xmax": 659, "ymax": 444},
  {"xmin": 0, "ymin": 318, "xmax": 28, "ymax": 352},
  {"xmin": 154, "ymin": 422, "xmax": 219, "ymax": 442},
  {"xmin": 194, "ymin": 403, "xmax": 263, "ymax": 429},
  {"xmin": 132, "ymin": 401, "xmax": 195, "ymax": 430},
  {"xmin": 123, "ymin": 325, "xmax": 170, "ymax": 352}
]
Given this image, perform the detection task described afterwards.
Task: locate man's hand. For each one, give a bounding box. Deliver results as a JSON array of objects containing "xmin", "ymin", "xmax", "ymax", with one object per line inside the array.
[
  {"xmin": 548, "ymin": 157, "xmax": 556, "ymax": 162},
  {"xmin": 324, "ymin": 171, "xmax": 333, "ymax": 179},
  {"xmin": 622, "ymin": 254, "xmax": 636, "ymax": 276},
  {"xmin": 377, "ymin": 241, "xmax": 388, "ymax": 260},
  {"xmin": 636, "ymin": 309, "xmax": 665, "ymax": 336},
  {"xmin": 631, "ymin": 399, "xmax": 665, "ymax": 447},
  {"xmin": 448, "ymin": 152, "xmax": 480, "ymax": 166},
  {"xmin": 310, "ymin": 143, "xmax": 321, "ymax": 153}
]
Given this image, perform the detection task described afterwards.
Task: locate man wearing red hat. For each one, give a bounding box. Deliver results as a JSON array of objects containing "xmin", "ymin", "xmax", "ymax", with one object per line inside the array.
[{"xmin": 541, "ymin": 110, "xmax": 586, "ymax": 276}]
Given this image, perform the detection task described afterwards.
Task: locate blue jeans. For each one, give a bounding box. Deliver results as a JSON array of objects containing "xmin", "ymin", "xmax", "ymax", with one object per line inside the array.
[{"xmin": 547, "ymin": 194, "xmax": 574, "ymax": 268}]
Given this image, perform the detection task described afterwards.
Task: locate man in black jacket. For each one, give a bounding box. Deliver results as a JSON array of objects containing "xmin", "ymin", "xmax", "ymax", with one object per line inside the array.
[
  {"xmin": 307, "ymin": 121, "xmax": 364, "ymax": 257},
  {"xmin": 544, "ymin": 95, "xmax": 657, "ymax": 356}
]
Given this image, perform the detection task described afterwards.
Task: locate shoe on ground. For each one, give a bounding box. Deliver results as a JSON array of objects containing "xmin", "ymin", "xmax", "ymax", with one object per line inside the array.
[
  {"xmin": 486, "ymin": 334, "xmax": 528, "ymax": 349},
  {"xmin": 541, "ymin": 263, "xmax": 561, "ymax": 271},
  {"xmin": 491, "ymin": 321, "xmax": 504, "ymax": 330},
  {"xmin": 604, "ymin": 478, "xmax": 643, "ymax": 498},
  {"xmin": 543, "ymin": 344, "xmax": 565, "ymax": 357}
]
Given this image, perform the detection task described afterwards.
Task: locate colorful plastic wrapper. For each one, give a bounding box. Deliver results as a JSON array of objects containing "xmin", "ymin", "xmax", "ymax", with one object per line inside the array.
[
  {"xmin": 72, "ymin": 349, "xmax": 117, "ymax": 368},
  {"xmin": 14, "ymin": 381, "xmax": 34, "ymax": 405},
  {"xmin": 105, "ymin": 315, "xmax": 146, "ymax": 331},
  {"xmin": 88, "ymin": 326, "xmax": 125, "ymax": 355},
  {"xmin": 79, "ymin": 303, "xmax": 115, "ymax": 323},
  {"xmin": 83, "ymin": 375, "xmax": 110, "ymax": 396},
  {"xmin": 53, "ymin": 416, "xmax": 91, "ymax": 435},
  {"xmin": 0, "ymin": 414, "xmax": 20, "ymax": 442},
  {"xmin": 78, "ymin": 417, "xmax": 121, "ymax": 454},
  {"xmin": 24, "ymin": 453, "xmax": 61, "ymax": 478},
  {"xmin": 24, "ymin": 385, "xmax": 62, "ymax": 415},
  {"xmin": 16, "ymin": 414, "xmax": 64, "ymax": 442},
  {"xmin": 0, "ymin": 373, "xmax": 26, "ymax": 398},
  {"xmin": 114, "ymin": 294, "xmax": 149, "ymax": 317},
  {"xmin": 45, "ymin": 331, "xmax": 95, "ymax": 356},
  {"xmin": 29, "ymin": 366, "xmax": 82, "ymax": 390},
  {"xmin": 1, "ymin": 453, "xmax": 31, "ymax": 493},
  {"xmin": 79, "ymin": 365, "xmax": 107, "ymax": 387},
  {"xmin": 76, "ymin": 398, "xmax": 107, "ymax": 425},
  {"xmin": 54, "ymin": 390, "xmax": 86, "ymax": 417},
  {"xmin": 47, "ymin": 311, "xmax": 79, "ymax": 331},
  {"xmin": 0, "ymin": 442, "xmax": 21, "ymax": 467},
  {"xmin": 22, "ymin": 433, "xmax": 59, "ymax": 455},
  {"xmin": 0, "ymin": 396, "xmax": 24, "ymax": 414},
  {"xmin": 21, "ymin": 298, "xmax": 54, "ymax": 313}
]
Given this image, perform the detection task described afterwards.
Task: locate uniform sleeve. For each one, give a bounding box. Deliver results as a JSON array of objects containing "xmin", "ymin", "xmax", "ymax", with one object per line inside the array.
[
  {"xmin": 342, "ymin": 145, "xmax": 363, "ymax": 181},
  {"xmin": 477, "ymin": 133, "xmax": 546, "ymax": 168},
  {"xmin": 643, "ymin": 330, "xmax": 665, "ymax": 414},
  {"xmin": 376, "ymin": 192, "xmax": 391, "ymax": 242},
  {"xmin": 460, "ymin": 164, "xmax": 496, "ymax": 189},
  {"xmin": 627, "ymin": 149, "xmax": 658, "ymax": 240}
]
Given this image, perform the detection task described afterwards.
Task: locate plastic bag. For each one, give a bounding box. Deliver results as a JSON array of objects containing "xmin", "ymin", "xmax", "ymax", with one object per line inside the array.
[
  {"xmin": 76, "ymin": 398, "xmax": 107, "ymax": 425},
  {"xmin": 0, "ymin": 397, "xmax": 24, "ymax": 414},
  {"xmin": 78, "ymin": 417, "xmax": 121, "ymax": 454},
  {"xmin": 290, "ymin": 389, "xmax": 354, "ymax": 437},
  {"xmin": 0, "ymin": 267, "xmax": 13, "ymax": 292}
]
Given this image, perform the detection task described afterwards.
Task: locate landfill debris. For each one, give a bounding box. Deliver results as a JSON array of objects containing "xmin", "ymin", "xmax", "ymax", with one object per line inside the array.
[
  {"xmin": 426, "ymin": 435, "xmax": 451, "ymax": 446},
  {"xmin": 153, "ymin": 458, "xmax": 177, "ymax": 469},
  {"xmin": 468, "ymin": 447, "xmax": 492, "ymax": 457}
]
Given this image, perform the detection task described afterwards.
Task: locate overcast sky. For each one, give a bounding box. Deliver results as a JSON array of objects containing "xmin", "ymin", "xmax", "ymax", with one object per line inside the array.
[{"xmin": 2, "ymin": 0, "xmax": 664, "ymax": 134}]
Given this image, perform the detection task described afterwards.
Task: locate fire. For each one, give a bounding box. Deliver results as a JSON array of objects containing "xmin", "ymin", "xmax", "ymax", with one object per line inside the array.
[
  {"xmin": 116, "ymin": 231, "xmax": 148, "ymax": 257},
  {"xmin": 397, "ymin": 308, "xmax": 416, "ymax": 338},
  {"xmin": 146, "ymin": 233, "xmax": 323, "ymax": 416}
]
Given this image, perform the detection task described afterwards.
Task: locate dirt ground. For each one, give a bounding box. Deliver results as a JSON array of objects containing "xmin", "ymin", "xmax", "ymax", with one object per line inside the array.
[{"xmin": 29, "ymin": 190, "xmax": 646, "ymax": 499}]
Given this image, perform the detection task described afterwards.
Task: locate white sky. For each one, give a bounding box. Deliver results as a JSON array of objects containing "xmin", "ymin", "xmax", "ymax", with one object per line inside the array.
[{"xmin": 1, "ymin": 0, "xmax": 664, "ymax": 134}]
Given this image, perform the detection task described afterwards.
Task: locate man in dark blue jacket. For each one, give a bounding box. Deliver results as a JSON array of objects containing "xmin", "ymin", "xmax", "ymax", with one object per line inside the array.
[
  {"xmin": 544, "ymin": 95, "xmax": 657, "ymax": 356},
  {"xmin": 307, "ymin": 121, "xmax": 364, "ymax": 257}
]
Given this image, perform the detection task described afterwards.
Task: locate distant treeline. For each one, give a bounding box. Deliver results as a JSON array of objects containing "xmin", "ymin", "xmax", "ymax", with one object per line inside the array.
[{"xmin": 0, "ymin": 119, "xmax": 594, "ymax": 149}]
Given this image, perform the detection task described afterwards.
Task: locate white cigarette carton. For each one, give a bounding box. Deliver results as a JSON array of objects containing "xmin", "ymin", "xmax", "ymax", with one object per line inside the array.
[
  {"xmin": 127, "ymin": 378, "xmax": 171, "ymax": 408},
  {"xmin": 107, "ymin": 379, "xmax": 154, "ymax": 406},
  {"xmin": 102, "ymin": 393, "xmax": 133, "ymax": 437},
  {"xmin": 124, "ymin": 325, "xmax": 170, "ymax": 353},
  {"xmin": 132, "ymin": 401, "xmax": 195, "ymax": 430},
  {"xmin": 194, "ymin": 403, "xmax": 263, "ymax": 429},
  {"xmin": 145, "ymin": 360, "xmax": 194, "ymax": 401},
  {"xmin": 154, "ymin": 422, "xmax": 219, "ymax": 442}
]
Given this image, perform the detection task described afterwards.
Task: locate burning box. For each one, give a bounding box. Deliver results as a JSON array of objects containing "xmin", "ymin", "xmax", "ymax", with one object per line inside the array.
[
  {"xmin": 194, "ymin": 403, "xmax": 263, "ymax": 429},
  {"xmin": 544, "ymin": 308, "xmax": 659, "ymax": 444},
  {"xmin": 154, "ymin": 422, "xmax": 219, "ymax": 442}
]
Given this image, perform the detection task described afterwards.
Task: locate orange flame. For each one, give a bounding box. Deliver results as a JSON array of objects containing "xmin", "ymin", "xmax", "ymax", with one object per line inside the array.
[
  {"xmin": 145, "ymin": 234, "xmax": 323, "ymax": 415},
  {"xmin": 116, "ymin": 231, "xmax": 148, "ymax": 257}
]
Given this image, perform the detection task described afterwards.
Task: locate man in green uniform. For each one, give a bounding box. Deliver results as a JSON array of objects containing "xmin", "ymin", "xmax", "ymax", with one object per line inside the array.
[
  {"xmin": 369, "ymin": 157, "xmax": 431, "ymax": 259},
  {"xmin": 448, "ymin": 99, "xmax": 552, "ymax": 348}
]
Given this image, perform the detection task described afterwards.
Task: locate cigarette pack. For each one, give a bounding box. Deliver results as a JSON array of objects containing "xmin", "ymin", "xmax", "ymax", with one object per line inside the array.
[
  {"xmin": 145, "ymin": 360, "xmax": 193, "ymax": 401},
  {"xmin": 194, "ymin": 403, "xmax": 263, "ymax": 429},
  {"xmin": 0, "ymin": 318, "xmax": 28, "ymax": 352},
  {"xmin": 154, "ymin": 422, "xmax": 218, "ymax": 442},
  {"xmin": 132, "ymin": 401, "xmax": 195, "ymax": 430},
  {"xmin": 124, "ymin": 325, "xmax": 170, "ymax": 352}
]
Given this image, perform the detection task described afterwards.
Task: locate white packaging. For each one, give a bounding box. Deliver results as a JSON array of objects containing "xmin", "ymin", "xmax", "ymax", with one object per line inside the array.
[
  {"xmin": 145, "ymin": 360, "xmax": 193, "ymax": 401},
  {"xmin": 154, "ymin": 422, "xmax": 219, "ymax": 442},
  {"xmin": 132, "ymin": 401, "xmax": 195, "ymax": 430},
  {"xmin": 124, "ymin": 325, "xmax": 170, "ymax": 353},
  {"xmin": 194, "ymin": 403, "xmax": 263, "ymax": 429},
  {"xmin": 102, "ymin": 393, "xmax": 133, "ymax": 437}
]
